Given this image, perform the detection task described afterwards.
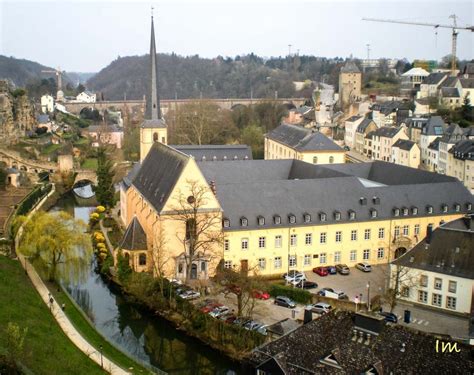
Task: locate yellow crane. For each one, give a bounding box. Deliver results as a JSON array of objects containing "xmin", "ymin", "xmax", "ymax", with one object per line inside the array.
[{"xmin": 362, "ymin": 15, "xmax": 474, "ymax": 75}]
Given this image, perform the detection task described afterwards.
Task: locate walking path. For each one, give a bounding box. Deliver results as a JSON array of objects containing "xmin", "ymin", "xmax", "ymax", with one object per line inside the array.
[{"xmin": 14, "ymin": 185, "xmax": 130, "ymax": 375}]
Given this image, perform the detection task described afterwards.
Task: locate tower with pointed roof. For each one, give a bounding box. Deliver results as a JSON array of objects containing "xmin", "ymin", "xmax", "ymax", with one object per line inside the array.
[
  {"xmin": 338, "ymin": 60, "xmax": 361, "ymax": 111},
  {"xmin": 140, "ymin": 13, "xmax": 167, "ymax": 162}
]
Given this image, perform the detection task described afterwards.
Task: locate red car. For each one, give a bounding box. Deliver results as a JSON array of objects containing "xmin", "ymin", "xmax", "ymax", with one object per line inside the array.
[
  {"xmin": 200, "ymin": 303, "xmax": 222, "ymax": 313},
  {"xmin": 253, "ymin": 290, "xmax": 270, "ymax": 300},
  {"xmin": 313, "ymin": 266, "xmax": 329, "ymax": 276}
]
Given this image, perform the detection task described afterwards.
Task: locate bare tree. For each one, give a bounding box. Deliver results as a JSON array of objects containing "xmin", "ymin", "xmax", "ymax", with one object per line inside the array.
[
  {"xmin": 150, "ymin": 223, "xmax": 171, "ymax": 297},
  {"xmin": 169, "ymin": 179, "xmax": 223, "ymax": 284},
  {"xmin": 384, "ymin": 264, "xmax": 418, "ymax": 313}
]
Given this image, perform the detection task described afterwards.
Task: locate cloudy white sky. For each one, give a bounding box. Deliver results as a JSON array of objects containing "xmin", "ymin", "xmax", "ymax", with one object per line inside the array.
[{"xmin": 0, "ymin": 0, "xmax": 472, "ymax": 72}]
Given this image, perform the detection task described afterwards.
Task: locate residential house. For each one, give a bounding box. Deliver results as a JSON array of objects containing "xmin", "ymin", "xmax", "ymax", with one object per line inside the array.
[
  {"xmin": 344, "ymin": 115, "xmax": 364, "ymax": 149},
  {"xmin": 414, "ymin": 98, "xmax": 435, "ymax": 116},
  {"xmin": 447, "ymin": 139, "xmax": 474, "ymax": 193},
  {"xmin": 459, "ymin": 78, "xmax": 474, "ymax": 103},
  {"xmin": 36, "ymin": 114, "xmax": 53, "ymax": 132},
  {"xmin": 249, "ymin": 310, "xmax": 473, "ymax": 374},
  {"xmin": 426, "ymin": 137, "xmax": 441, "ymax": 172},
  {"xmin": 438, "ymin": 124, "xmax": 468, "ymax": 174},
  {"xmin": 417, "ymin": 72, "xmax": 448, "ymax": 98},
  {"xmin": 419, "ymin": 116, "xmax": 445, "ymax": 169},
  {"xmin": 86, "ymin": 124, "xmax": 124, "ymax": 149},
  {"xmin": 370, "ymin": 101, "xmax": 402, "ymax": 128},
  {"xmin": 461, "ymin": 62, "xmax": 474, "ymax": 79},
  {"xmin": 40, "ymin": 94, "xmax": 54, "ymax": 113},
  {"xmin": 354, "ymin": 118, "xmax": 377, "ymax": 155},
  {"xmin": 284, "ymin": 106, "xmax": 314, "ymax": 125},
  {"xmin": 370, "ymin": 126, "xmax": 408, "ymax": 162},
  {"xmin": 76, "ymin": 90, "xmax": 96, "ymax": 103},
  {"xmin": 401, "ymin": 67, "xmax": 429, "ymax": 93},
  {"xmin": 402, "ymin": 116, "xmax": 428, "ymax": 143},
  {"xmin": 391, "ymin": 139, "xmax": 420, "ymax": 169},
  {"xmin": 364, "ymin": 131, "xmax": 376, "ymax": 158},
  {"xmin": 265, "ymin": 123, "xmax": 345, "ymax": 164},
  {"xmin": 392, "ymin": 215, "xmax": 474, "ymax": 315},
  {"xmin": 440, "ymin": 87, "xmax": 462, "ymax": 109}
]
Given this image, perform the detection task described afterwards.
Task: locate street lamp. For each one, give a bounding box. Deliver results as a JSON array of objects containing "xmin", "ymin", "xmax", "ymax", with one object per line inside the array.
[
  {"xmin": 366, "ymin": 281, "xmax": 371, "ymax": 311},
  {"xmin": 99, "ymin": 345, "xmax": 103, "ymax": 368}
]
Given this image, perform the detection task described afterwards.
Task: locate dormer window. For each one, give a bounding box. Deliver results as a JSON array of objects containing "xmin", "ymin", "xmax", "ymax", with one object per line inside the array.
[
  {"xmin": 303, "ymin": 213, "xmax": 311, "ymax": 223},
  {"xmin": 240, "ymin": 217, "xmax": 248, "ymax": 227},
  {"xmin": 257, "ymin": 216, "xmax": 265, "ymax": 226},
  {"xmin": 288, "ymin": 214, "xmax": 296, "ymax": 224},
  {"xmin": 442, "ymin": 204, "xmax": 448, "ymax": 213},
  {"xmin": 467, "ymin": 202, "xmax": 472, "ymax": 211},
  {"xmin": 360, "ymin": 197, "xmax": 367, "ymax": 206},
  {"xmin": 233, "ymin": 155, "xmax": 238, "ymax": 160},
  {"xmin": 426, "ymin": 205, "xmax": 433, "ymax": 214},
  {"xmin": 372, "ymin": 196, "xmax": 380, "ymax": 205},
  {"xmin": 370, "ymin": 209, "xmax": 377, "ymax": 218},
  {"xmin": 334, "ymin": 211, "xmax": 341, "ymax": 221},
  {"xmin": 223, "ymin": 156, "xmax": 227, "ymax": 160},
  {"xmin": 348, "ymin": 210, "xmax": 356, "ymax": 220},
  {"xmin": 274, "ymin": 215, "xmax": 281, "ymax": 225},
  {"xmin": 212, "ymin": 156, "xmax": 217, "ymax": 161},
  {"xmin": 393, "ymin": 208, "xmax": 400, "ymax": 217},
  {"xmin": 201, "ymin": 156, "xmax": 206, "ymax": 161},
  {"xmin": 412, "ymin": 207, "xmax": 418, "ymax": 215},
  {"xmin": 454, "ymin": 203, "xmax": 460, "ymax": 212},
  {"xmin": 223, "ymin": 218, "xmax": 230, "ymax": 228},
  {"xmin": 402, "ymin": 207, "xmax": 409, "ymax": 216},
  {"xmin": 319, "ymin": 212, "xmax": 327, "ymax": 222}
]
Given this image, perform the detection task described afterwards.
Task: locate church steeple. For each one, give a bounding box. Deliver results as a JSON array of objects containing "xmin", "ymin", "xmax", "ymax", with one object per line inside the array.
[
  {"xmin": 140, "ymin": 10, "xmax": 167, "ymax": 162},
  {"xmin": 147, "ymin": 12, "xmax": 161, "ymax": 120}
]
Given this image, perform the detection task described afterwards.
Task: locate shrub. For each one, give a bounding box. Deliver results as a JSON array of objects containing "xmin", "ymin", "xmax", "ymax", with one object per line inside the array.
[
  {"xmin": 96, "ymin": 205, "xmax": 105, "ymax": 213},
  {"xmin": 268, "ymin": 283, "xmax": 312, "ymax": 304}
]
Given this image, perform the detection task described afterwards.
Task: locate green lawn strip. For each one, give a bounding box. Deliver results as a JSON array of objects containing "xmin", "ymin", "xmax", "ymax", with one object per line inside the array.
[
  {"xmin": 40, "ymin": 143, "xmax": 63, "ymax": 155},
  {"xmin": 47, "ymin": 281, "xmax": 154, "ymax": 375},
  {"xmin": 82, "ymin": 158, "xmax": 98, "ymax": 170},
  {"xmin": 0, "ymin": 256, "xmax": 105, "ymax": 375},
  {"xmin": 74, "ymin": 137, "xmax": 90, "ymax": 145}
]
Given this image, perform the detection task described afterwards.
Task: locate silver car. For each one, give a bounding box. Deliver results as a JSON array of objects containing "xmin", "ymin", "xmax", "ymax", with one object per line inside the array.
[
  {"xmin": 356, "ymin": 262, "xmax": 372, "ymax": 272},
  {"xmin": 307, "ymin": 302, "xmax": 332, "ymax": 314}
]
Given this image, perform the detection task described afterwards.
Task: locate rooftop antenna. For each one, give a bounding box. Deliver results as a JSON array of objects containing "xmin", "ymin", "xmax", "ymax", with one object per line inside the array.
[
  {"xmin": 288, "ymin": 44, "xmax": 292, "ymax": 56},
  {"xmin": 366, "ymin": 44, "xmax": 371, "ymax": 60}
]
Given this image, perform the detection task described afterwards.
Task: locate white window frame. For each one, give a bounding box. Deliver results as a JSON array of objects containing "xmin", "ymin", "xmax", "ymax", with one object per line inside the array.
[
  {"xmin": 364, "ymin": 229, "xmax": 371, "ymax": 240},
  {"xmin": 363, "ymin": 249, "xmax": 370, "ymax": 260},
  {"xmin": 351, "ymin": 230, "xmax": 357, "ymax": 241},
  {"xmin": 434, "ymin": 278, "xmax": 442, "ymax": 290},
  {"xmin": 377, "ymin": 247, "xmax": 384, "ymax": 259},
  {"xmin": 304, "ymin": 254, "xmax": 311, "ymax": 266},
  {"xmin": 274, "ymin": 257, "xmax": 282, "ymax": 269},
  {"xmin": 335, "ymin": 231, "xmax": 342, "ymax": 243},
  {"xmin": 258, "ymin": 258, "xmax": 266, "ymax": 270},
  {"xmin": 275, "ymin": 235, "xmax": 282, "ymax": 248},
  {"xmin": 224, "ymin": 260, "xmax": 232, "ymax": 269},
  {"xmin": 334, "ymin": 251, "xmax": 341, "ymax": 263},
  {"xmin": 320, "ymin": 253, "xmax": 327, "ymax": 264},
  {"xmin": 378, "ymin": 228, "xmax": 385, "ymax": 239},
  {"xmin": 432, "ymin": 293, "xmax": 442, "ymax": 307},
  {"xmin": 241, "ymin": 238, "xmax": 249, "ymax": 250},
  {"xmin": 290, "ymin": 234, "xmax": 297, "ymax": 247},
  {"xmin": 320, "ymin": 232, "xmax": 327, "ymax": 244},
  {"xmin": 350, "ymin": 250, "xmax": 357, "ymax": 262},
  {"xmin": 305, "ymin": 233, "xmax": 312, "ymax": 245},
  {"xmin": 446, "ymin": 296, "xmax": 457, "ymax": 310},
  {"xmin": 258, "ymin": 236, "xmax": 266, "ymax": 249},
  {"xmin": 418, "ymin": 290, "xmax": 428, "ymax": 303},
  {"xmin": 448, "ymin": 280, "xmax": 457, "ymax": 293},
  {"xmin": 289, "ymin": 255, "xmax": 297, "ymax": 267}
]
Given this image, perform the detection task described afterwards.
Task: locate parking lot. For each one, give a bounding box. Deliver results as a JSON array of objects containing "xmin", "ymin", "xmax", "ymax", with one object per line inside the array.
[{"xmin": 305, "ymin": 264, "xmax": 388, "ymax": 303}]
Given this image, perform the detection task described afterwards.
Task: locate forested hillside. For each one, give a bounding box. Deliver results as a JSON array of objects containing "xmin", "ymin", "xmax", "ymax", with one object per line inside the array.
[{"xmin": 87, "ymin": 53, "xmax": 346, "ymax": 100}]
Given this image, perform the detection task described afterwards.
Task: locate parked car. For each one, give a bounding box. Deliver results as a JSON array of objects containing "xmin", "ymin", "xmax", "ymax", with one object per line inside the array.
[
  {"xmin": 256, "ymin": 325, "xmax": 268, "ymax": 336},
  {"xmin": 274, "ymin": 296, "xmax": 296, "ymax": 308},
  {"xmin": 233, "ymin": 318, "xmax": 250, "ymax": 326},
  {"xmin": 200, "ymin": 302, "xmax": 222, "ymax": 313},
  {"xmin": 209, "ymin": 306, "xmax": 229, "ymax": 318},
  {"xmin": 356, "ymin": 262, "xmax": 372, "ymax": 272},
  {"xmin": 313, "ymin": 267, "xmax": 329, "ymax": 276},
  {"xmin": 335, "ymin": 264, "xmax": 350, "ymax": 275},
  {"xmin": 253, "ymin": 290, "xmax": 270, "ymax": 300},
  {"xmin": 317, "ymin": 288, "xmax": 334, "ymax": 296},
  {"xmin": 244, "ymin": 320, "xmax": 262, "ymax": 331},
  {"xmin": 224, "ymin": 315, "xmax": 238, "ymax": 324},
  {"xmin": 284, "ymin": 271, "xmax": 306, "ymax": 283},
  {"xmin": 294, "ymin": 280, "xmax": 318, "ymax": 289},
  {"xmin": 178, "ymin": 290, "xmax": 201, "ymax": 300},
  {"xmin": 378, "ymin": 311, "xmax": 398, "ymax": 323},
  {"xmin": 334, "ymin": 290, "xmax": 348, "ymax": 300},
  {"xmin": 306, "ymin": 302, "xmax": 333, "ymax": 314},
  {"xmin": 326, "ymin": 265, "xmax": 337, "ymax": 275}
]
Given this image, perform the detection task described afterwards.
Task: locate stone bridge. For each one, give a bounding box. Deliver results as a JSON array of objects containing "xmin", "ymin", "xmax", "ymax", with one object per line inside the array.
[
  {"xmin": 0, "ymin": 148, "xmax": 58, "ymax": 173},
  {"xmin": 63, "ymin": 97, "xmax": 307, "ymax": 116},
  {"xmin": 74, "ymin": 169, "xmax": 98, "ymax": 185}
]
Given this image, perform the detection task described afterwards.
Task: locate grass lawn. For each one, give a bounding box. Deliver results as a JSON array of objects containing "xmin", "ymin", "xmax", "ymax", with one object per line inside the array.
[
  {"xmin": 40, "ymin": 143, "xmax": 63, "ymax": 155},
  {"xmin": 47, "ymin": 281, "xmax": 153, "ymax": 374},
  {"xmin": 0, "ymin": 256, "xmax": 105, "ymax": 375},
  {"xmin": 82, "ymin": 158, "xmax": 98, "ymax": 170}
]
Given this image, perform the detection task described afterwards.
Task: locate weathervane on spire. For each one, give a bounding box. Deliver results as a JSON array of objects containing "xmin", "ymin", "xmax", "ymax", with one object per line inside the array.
[{"xmin": 151, "ymin": 5, "xmax": 154, "ymax": 18}]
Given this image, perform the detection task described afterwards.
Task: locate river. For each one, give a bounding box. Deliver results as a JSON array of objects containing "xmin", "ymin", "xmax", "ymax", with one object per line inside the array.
[{"xmin": 52, "ymin": 193, "xmax": 243, "ymax": 375}]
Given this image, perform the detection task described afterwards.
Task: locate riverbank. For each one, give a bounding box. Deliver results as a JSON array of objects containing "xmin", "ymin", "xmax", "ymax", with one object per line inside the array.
[{"xmin": 0, "ymin": 256, "xmax": 106, "ymax": 375}]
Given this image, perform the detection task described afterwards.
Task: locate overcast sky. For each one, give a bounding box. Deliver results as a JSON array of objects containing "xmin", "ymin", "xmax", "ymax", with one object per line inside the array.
[{"xmin": 0, "ymin": 0, "xmax": 472, "ymax": 72}]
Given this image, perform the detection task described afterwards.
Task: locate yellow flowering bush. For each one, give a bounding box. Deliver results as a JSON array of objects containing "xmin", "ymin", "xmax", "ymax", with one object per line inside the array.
[{"xmin": 96, "ymin": 206, "xmax": 106, "ymax": 213}]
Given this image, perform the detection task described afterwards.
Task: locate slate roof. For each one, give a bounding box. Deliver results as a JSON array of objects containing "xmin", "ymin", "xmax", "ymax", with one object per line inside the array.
[
  {"xmin": 422, "ymin": 72, "xmax": 447, "ymax": 86},
  {"xmin": 249, "ymin": 310, "xmax": 473, "ymax": 374},
  {"xmin": 449, "ymin": 139, "xmax": 474, "ymax": 161},
  {"xmin": 119, "ymin": 216, "xmax": 147, "ymax": 250},
  {"xmin": 421, "ymin": 116, "xmax": 445, "ymax": 136},
  {"xmin": 340, "ymin": 61, "xmax": 360, "ymax": 74},
  {"xmin": 392, "ymin": 139, "xmax": 416, "ymax": 151},
  {"xmin": 462, "ymin": 62, "xmax": 474, "ymax": 77},
  {"xmin": 439, "ymin": 124, "xmax": 466, "ymax": 144},
  {"xmin": 87, "ymin": 124, "xmax": 123, "ymax": 133},
  {"xmin": 141, "ymin": 118, "xmax": 167, "ymax": 129},
  {"xmin": 371, "ymin": 126, "xmax": 402, "ymax": 139},
  {"xmin": 172, "ymin": 144, "xmax": 252, "ymax": 161},
  {"xmin": 460, "ymin": 78, "xmax": 474, "ymax": 89},
  {"xmin": 266, "ymin": 124, "xmax": 343, "ymax": 152},
  {"xmin": 371, "ymin": 101, "xmax": 401, "ymax": 116},
  {"xmin": 346, "ymin": 115, "xmax": 362, "ymax": 122},
  {"xmin": 440, "ymin": 76, "xmax": 459, "ymax": 88},
  {"xmin": 123, "ymin": 162, "xmax": 142, "ymax": 189},
  {"xmin": 198, "ymin": 159, "xmax": 472, "ymax": 230},
  {"xmin": 441, "ymin": 87, "xmax": 460, "ymax": 98},
  {"xmin": 356, "ymin": 118, "xmax": 375, "ymax": 134},
  {"xmin": 404, "ymin": 117, "xmax": 428, "ymax": 130},
  {"xmin": 427, "ymin": 137, "xmax": 441, "ymax": 151},
  {"xmin": 393, "ymin": 215, "xmax": 474, "ymax": 279},
  {"xmin": 132, "ymin": 142, "xmax": 190, "ymax": 213},
  {"xmin": 37, "ymin": 114, "xmax": 50, "ymax": 124}
]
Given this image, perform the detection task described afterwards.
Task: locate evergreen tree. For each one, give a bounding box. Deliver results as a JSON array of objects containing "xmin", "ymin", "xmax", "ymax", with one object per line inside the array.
[{"xmin": 95, "ymin": 147, "xmax": 115, "ymax": 208}]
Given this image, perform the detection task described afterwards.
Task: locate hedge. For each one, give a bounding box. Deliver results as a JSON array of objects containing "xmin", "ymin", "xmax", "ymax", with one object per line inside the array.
[
  {"xmin": 16, "ymin": 184, "xmax": 52, "ymax": 217},
  {"xmin": 268, "ymin": 283, "xmax": 312, "ymax": 304}
]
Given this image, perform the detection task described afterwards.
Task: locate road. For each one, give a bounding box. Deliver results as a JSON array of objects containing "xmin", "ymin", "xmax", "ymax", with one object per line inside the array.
[{"xmin": 315, "ymin": 83, "xmax": 334, "ymax": 125}]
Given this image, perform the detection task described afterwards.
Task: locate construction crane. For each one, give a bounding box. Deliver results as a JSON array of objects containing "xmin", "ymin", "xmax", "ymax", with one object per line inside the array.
[
  {"xmin": 41, "ymin": 66, "xmax": 64, "ymax": 93},
  {"xmin": 362, "ymin": 15, "xmax": 474, "ymax": 75}
]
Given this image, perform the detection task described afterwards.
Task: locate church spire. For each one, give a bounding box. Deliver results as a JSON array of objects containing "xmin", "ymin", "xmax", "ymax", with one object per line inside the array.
[{"xmin": 147, "ymin": 11, "xmax": 161, "ymax": 120}]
